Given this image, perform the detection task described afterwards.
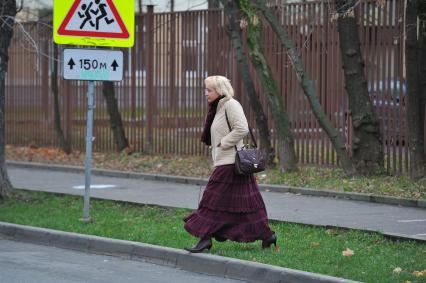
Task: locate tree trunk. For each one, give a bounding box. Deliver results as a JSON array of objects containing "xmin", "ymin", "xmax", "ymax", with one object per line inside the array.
[
  {"xmin": 406, "ymin": 0, "xmax": 426, "ymax": 179},
  {"xmin": 102, "ymin": 81, "xmax": 131, "ymax": 152},
  {"xmin": 254, "ymin": 0, "xmax": 356, "ymax": 175},
  {"xmin": 51, "ymin": 43, "xmax": 71, "ymax": 154},
  {"xmin": 420, "ymin": 4, "xmax": 426, "ymax": 165},
  {"xmin": 0, "ymin": 0, "xmax": 16, "ymax": 200},
  {"xmin": 221, "ymin": 0, "xmax": 275, "ymax": 165},
  {"xmin": 236, "ymin": 0, "xmax": 298, "ymax": 172},
  {"xmin": 335, "ymin": 0, "xmax": 384, "ymax": 175}
]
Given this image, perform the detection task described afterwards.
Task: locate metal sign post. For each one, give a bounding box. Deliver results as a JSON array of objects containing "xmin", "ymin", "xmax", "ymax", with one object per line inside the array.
[
  {"xmin": 54, "ymin": 0, "xmax": 134, "ymax": 221},
  {"xmin": 62, "ymin": 49, "xmax": 123, "ymax": 222},
  {"xmin": 82, "ymin": 81, "xmax": 94, "ymax": 222}
]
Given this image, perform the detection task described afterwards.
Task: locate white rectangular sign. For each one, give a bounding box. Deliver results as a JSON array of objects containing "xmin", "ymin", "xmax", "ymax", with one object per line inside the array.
[{"xmin": 63, "ymin": 48, "xmax": 123, "ymax": 81}]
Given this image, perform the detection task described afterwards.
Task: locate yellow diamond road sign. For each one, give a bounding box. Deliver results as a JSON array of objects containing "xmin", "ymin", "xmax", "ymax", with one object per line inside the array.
[{"xmin": 54, "ymin": 0, "xmax": 134, "ymax": 47}]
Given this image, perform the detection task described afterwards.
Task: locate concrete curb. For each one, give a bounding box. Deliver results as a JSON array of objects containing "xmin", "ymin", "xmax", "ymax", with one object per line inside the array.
[
  {"xmin": 0, "ymin": 221, "xmax": 360, "ymax": 283},
  {"xmin": 7, "ymin": 161, "xmax": 425, "ymax": 208}
]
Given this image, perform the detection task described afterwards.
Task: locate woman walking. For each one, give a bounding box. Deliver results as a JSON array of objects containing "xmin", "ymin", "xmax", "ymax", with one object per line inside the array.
[{"xmin": 183, "ymin": 75, "xmax": 277, "ymax": 253}]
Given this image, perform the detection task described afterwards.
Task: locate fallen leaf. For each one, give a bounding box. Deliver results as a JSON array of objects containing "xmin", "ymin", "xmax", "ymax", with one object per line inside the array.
[
  {"xmin": 392, "ymin": 267, "xmax": 402, "ymax": 274},
  {"xmin": 310, "ymin": 242, "xmax": 320, "ymax": 247},
  {"xmin": 29, "ymin": 144, "xmax": 38, "ymax": 149},
  {"xmin": 413, "ymin": 269, "xmax": 426, "ymax": 277},
  {"xmin": 326, "ymin": 229, "xmax": 339, "ymax": 236},
  {"xmin": 342, "ymin": 248, "xmax": 354, "ymax": 257}
]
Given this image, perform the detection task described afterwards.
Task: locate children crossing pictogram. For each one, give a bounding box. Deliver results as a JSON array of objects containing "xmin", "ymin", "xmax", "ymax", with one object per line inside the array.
[{"xmin": 57, "ymin": 0, "xmax": 129, "ymax": 38}]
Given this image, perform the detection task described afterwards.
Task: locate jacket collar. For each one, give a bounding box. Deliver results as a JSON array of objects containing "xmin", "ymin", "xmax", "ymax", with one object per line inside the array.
[{"xmin": 217, "ymin": 97, "xmax": 231, "ymax": 112}]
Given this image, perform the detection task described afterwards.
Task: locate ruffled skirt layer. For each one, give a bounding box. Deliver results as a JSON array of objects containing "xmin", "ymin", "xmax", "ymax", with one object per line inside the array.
[{"xmin": 184, "ymin": 164, "xmax": 273, "ymax": 242}]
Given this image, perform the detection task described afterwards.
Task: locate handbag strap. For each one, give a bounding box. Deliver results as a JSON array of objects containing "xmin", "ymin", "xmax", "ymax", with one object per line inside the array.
[{"xmin": 225, "ymin": 110, "xmax": 258, "ymax": 149}]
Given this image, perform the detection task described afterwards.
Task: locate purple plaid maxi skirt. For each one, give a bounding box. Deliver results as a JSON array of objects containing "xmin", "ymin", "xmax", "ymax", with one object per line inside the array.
[{"xmin": 184, "ymin": 164, "xmax": 274, "ymax": 242}]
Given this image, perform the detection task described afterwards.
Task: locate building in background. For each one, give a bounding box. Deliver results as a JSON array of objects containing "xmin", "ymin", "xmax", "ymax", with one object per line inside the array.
[{"xmin": 17, "ymin": 0, "xmax": 209, "ymax": 21}]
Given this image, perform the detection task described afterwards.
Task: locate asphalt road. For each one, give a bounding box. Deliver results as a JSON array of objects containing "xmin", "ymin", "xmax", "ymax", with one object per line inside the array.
[{"xmin": 0, "ymin": 237, "xmax": 245, "ymax": 283}]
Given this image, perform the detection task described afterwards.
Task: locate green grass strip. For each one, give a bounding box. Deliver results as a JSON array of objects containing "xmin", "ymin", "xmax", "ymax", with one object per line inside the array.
[{"xmin": 0, "ymin": 190, "xmax": 425, "ymax": 283}]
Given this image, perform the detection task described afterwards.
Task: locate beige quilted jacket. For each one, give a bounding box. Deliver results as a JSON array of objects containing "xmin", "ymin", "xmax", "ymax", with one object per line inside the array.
[{"xmin": 210, "ymin": 98, "xmax": 249, "ymax": 167}]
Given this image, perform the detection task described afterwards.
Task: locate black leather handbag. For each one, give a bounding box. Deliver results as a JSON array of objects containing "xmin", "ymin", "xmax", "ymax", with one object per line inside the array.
[{"xmin": 225, "ymin": 111, "xmax": 266, "ymax": 175}]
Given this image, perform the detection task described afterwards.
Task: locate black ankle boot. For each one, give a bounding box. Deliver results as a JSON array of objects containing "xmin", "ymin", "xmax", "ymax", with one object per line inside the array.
[
  {"xmin": 184, "ymin": 238, "xmax": 212, "ymax": 253},
  {"xmin": 262, "ymin": 233, "xmax": 277, "ymax": 249}
]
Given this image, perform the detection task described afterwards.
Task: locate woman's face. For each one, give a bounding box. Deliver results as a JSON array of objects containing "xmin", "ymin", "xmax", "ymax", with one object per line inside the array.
[{"xmin": 204, "ymin": 86, "xmax": 220, "ymax": 104}]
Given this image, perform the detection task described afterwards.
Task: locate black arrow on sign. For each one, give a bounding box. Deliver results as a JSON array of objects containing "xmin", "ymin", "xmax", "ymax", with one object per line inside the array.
[
  {"xmin": 111, "ymin": 60, "xmax": 119, "ymax": 71},
  {"xmin": 67, "ymin": 58, "xmax": 75, "ymax": 70}
]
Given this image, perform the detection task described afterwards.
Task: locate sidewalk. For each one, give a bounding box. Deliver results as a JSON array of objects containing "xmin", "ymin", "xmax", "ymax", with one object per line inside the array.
[{"xmin": 7, "ymin": 161, "xmax": 426, "ymax": 242}]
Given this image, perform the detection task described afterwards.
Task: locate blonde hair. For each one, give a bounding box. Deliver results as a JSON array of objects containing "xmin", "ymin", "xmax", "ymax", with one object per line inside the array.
[{"xmin": 204, "ymin": 75, "xmax": 234, "ymax": 99}]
